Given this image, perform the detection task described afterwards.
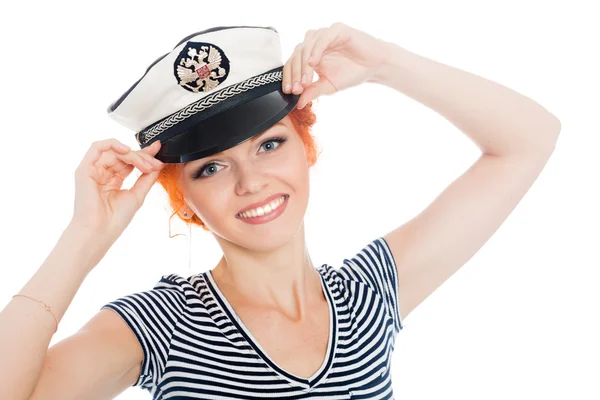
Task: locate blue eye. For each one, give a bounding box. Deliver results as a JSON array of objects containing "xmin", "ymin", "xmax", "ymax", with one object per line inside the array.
[
  {"xmin": 192, "ymin": 135, "xmax": 288, "ymax": 180},
  {"xmin": 259, "ymin": 136, "xmax": 287, "ymax": 153},
  {"xmin": 196, "ymin": 162, "xmax": 224, "ymax": 179}
]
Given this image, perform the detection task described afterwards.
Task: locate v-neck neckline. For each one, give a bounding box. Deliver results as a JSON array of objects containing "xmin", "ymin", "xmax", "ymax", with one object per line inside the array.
[{"xmin": 204, "ymin": 267, "xmax": 337, "ymax": 390}]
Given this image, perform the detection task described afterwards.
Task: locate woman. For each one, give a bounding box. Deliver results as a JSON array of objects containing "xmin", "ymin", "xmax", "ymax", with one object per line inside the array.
[{"xmin": 0, "ymin": 23, "xmax": 560, "ymax": 399}]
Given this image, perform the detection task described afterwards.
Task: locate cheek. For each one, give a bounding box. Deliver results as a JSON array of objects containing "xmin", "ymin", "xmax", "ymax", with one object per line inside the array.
[
  {"xmin": 271, "ymin": 148, "xmax": 309, "ymax": 185},
  {"xmin": 187, "ymin": 186, "xmax": 230, "ymax": 222}
]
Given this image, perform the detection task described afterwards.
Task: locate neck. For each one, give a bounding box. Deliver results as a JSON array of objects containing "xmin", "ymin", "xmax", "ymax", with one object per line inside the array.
[{"xmin": 211, "ymin": 222, "xmax": 323, "ymax": 321}]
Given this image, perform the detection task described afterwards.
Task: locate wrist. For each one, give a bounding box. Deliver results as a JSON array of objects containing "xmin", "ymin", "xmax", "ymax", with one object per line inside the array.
[
  {"xmin": 367, "ymin": 41, "xmax": 410, "ymax": 85},
  {"xmin": 61, "ymin": 222, "xmax": 114, "ymax": 271}
]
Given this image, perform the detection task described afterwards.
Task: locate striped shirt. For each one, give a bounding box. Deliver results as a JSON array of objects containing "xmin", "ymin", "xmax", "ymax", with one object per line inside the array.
[{"xmin": 102, "ymin": 237, "xmax": 403, "ymax": 399}]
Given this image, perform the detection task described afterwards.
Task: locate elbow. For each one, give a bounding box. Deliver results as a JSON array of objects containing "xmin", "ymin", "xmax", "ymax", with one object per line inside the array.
[
  {"xmin": 528, "ymin": 112, "xmax": 562, "ymax": 156},
  {"xmin": 543, "ymin": 114, "xmax": 562, "ymax": 154}
]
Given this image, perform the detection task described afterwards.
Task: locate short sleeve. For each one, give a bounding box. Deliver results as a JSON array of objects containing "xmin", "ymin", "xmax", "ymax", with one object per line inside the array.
[
  {"xmin": 338, "ymin": 237, "xmax": 403, "ymax": 334},
  {"xmin": 100, "ymin": 273, "xmax": 187, "ymax": 391}
]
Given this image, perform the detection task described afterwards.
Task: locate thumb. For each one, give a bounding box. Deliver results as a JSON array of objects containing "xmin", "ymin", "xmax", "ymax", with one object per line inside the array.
[
  {"xmin": 129, "ymin": 169, "xmax": 160, "ymax": 206},
  {"xmin": 297, "ymin": 77, "xmax": 335, "ymax": 109}
]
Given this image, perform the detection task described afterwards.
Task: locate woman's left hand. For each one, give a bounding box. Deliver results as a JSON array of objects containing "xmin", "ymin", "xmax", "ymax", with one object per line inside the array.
[{"xmin": 283, "ymin": 22, "xmax": 391, "ymax": 109}]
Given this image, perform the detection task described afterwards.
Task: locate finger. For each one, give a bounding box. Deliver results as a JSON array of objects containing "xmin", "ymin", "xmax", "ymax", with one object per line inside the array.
[
  {"xmin": 291, "ymin": 44, "xmax": 304, "ymax": 95},
  {"xmin": 129, "ymin": 168, "xmax": 161, "ymax": 205},
  {"xmin": 309, "ymin": 27, "xmax": 339, "ymax": 68},
  {"xmin": 121, "ymin": 151, "xmax": 160, "ymax": 173},
  {"xmin": 79, "ymin": 139, "xmax": 131, "ymax": 170},
  {"xmin": 100, "ymin": 148, "xmax": 157, "ymax": 175},
  {"xmin": 114, "ymin": 141, "xmax": 162, "ymax": 171},
  {"xmin": 98, "ymin": 163, "xmax": 136, "ymax": 188},
  {"xmin": 138, "ymin": 142, "xmax": 164, "ymax": 168},
  {"xmin": 297, "ymin": 76, "xmax": 337, "ymax": 110},
  {"xmin": 76, "ymin": 140, "xmax": 132, "ymax": 184},
  {"xmin": 301, "ymin": 29, "xmax": 318, "ymax": 88},
  {"xmin": 140, "ymin": 140, "xmax": 161, "ymax": 155},
  {"xmin": 140, "ymin": 141, "xmax": 165, "ymax": 167},
  {"xmin": 114, "ymin": 163, "xmax": 135, "ymax": 181},
  {"xmin": 282, "ymin": 55, "xmax": 292, "ymax": 93}
]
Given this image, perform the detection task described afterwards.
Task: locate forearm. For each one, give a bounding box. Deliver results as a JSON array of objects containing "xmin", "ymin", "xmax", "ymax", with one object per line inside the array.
[
  {"xmin": 0, "ymin": 224, "xmax": 109, "ymax": 400},
  {"xmin": 369, "ymin": 42, "xmax": 561, "ymax": 158}
]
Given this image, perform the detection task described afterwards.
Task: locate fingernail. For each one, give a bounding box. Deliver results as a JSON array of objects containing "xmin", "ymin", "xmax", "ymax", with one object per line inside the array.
[
  {"xmin": 301, "ymin": 74, "xmax": 306, "ymax": 84},
  {"xmin": 284, "ymin": 83, "xmax": 291, "ymax": 93}
]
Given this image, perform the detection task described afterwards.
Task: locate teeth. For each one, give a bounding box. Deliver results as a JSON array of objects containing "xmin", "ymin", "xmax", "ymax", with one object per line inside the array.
[{"xmin": 239, "ymin": 195, "xmax": 286, "ymax": 219}]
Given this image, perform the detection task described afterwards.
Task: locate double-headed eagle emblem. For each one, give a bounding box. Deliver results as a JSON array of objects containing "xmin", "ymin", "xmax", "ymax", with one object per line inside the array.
[{"xmin": 174, "ymin": 42, "xmax": 230, "ymax": 93}]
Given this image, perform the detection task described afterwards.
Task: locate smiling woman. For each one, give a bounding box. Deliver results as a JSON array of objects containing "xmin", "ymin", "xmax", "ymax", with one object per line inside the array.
[
  {"xmin": 0, "ymin": 22, "xmax": 402, "ymax": 399},
  {"xmin": 157, "ymin": 102, "xmax": 319, "ymax": 232},
  {"xmin": 0, "ymin": 17, "xmax": 564, "ymax": 400}
]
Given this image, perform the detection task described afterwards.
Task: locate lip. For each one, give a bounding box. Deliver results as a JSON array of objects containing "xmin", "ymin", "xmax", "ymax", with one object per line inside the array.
[
  {"xmin": 236, "ymin": 195, "xmax": 289, "ymax": 225},
  {"xmin": 236, "ymin": 193, "xmax": 288, "ymax": 215}
]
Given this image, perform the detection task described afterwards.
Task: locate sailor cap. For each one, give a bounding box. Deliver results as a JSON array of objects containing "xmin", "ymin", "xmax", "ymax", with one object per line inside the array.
[{"xmin": 107, "ymin": 25, "xmax": 299, "ymax": 163}]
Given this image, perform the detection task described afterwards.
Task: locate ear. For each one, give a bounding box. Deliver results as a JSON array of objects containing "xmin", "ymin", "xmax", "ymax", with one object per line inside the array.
[{"xmin": 178, "ymin": 202, "xmax": 195, "ymax": 219}]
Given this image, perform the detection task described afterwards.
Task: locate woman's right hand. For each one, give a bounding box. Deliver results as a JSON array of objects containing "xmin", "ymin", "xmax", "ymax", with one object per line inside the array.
[{"xmin": 70, "ymin": 138, "xmax": 165, "ymax": 242}]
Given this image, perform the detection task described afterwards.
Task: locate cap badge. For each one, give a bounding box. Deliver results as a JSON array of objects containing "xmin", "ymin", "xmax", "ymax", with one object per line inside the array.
[{"xmin": 174, "ymin": 42, "xmax": 230, "ymax": 93}]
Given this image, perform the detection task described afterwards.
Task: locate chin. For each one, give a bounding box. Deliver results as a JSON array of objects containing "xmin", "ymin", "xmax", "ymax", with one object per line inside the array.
[{"xmin": 236, "ymin": 217, "xmax": 303, "ymax": 252}]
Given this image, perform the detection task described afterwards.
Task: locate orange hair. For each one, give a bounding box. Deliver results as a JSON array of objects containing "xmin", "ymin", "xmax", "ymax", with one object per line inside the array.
[{"xmin": 156, "ymin": 101, "xmax": 319, "ymax": 231}]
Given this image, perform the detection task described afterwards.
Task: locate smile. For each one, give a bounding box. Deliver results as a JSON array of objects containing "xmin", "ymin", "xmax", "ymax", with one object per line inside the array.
[{"xmin": 236, "ymin": 195, "xmax": 289, "ymax": 225}]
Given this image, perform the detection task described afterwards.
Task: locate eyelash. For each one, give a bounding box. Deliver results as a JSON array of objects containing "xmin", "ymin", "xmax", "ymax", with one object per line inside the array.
[{"xmin": 192, "ymin": 136, "xmax": 288, "ymax": 180}]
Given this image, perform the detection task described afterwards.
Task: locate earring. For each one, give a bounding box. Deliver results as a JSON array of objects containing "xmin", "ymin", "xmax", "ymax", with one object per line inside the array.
[{"xmin": 183, "ymin": 211, "xmax": 188, "ymax": 217}]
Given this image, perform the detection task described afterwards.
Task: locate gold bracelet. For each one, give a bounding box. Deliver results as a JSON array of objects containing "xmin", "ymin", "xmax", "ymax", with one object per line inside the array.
[{"xmin": 12, "ymin": 294, "xmax": 59, "ymax": 333}]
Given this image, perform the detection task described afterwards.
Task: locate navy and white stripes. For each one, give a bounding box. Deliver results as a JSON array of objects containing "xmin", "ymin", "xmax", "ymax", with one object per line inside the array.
[{"xmin": 101, "ymin": 237, "xmax": 403, "ymax": 399}]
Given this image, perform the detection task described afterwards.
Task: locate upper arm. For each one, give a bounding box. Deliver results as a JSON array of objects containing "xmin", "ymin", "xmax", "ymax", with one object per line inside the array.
[
  {"xmin": 29, "ymin": 308, "xmax": 143, "ymax": 400},
  {"xmin": 384, "ymin": 151, "xmax": 555, "ymax": 321}
]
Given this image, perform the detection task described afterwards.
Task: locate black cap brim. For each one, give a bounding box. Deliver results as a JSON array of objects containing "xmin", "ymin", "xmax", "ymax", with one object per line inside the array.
[{"xmin": 149, "ymin": 83, "xmax": 300, "ymax": 164}]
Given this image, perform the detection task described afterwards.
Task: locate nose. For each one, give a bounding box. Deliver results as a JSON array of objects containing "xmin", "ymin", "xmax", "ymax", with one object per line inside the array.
[{"xmin": 234, "ymin": 162, "xmax": 268, "ymax": 196}]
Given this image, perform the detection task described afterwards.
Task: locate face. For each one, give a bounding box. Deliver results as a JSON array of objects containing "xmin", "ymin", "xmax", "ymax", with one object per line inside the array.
[{"xmin": 178, "ymin": 115, "xmax": 311, "ymax": 252}]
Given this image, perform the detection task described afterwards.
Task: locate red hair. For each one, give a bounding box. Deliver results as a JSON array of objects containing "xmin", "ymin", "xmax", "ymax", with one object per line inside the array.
[{"xmin": 156, "ymin": 101, "xmax": 319, "ymax": 231}]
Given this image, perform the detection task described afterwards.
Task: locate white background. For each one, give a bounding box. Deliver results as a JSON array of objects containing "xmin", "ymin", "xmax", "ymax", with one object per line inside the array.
[{"xmin": 1, "ymin": 1, "xmax": 598, "ymax": 399}]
